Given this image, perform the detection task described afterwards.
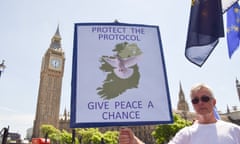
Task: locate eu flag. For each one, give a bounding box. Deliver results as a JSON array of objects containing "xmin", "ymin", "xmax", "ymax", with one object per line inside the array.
[
  {"xmin": 185, "ymin": 0, "xmax": 225, "ymax": 67},
  {"xmin": 227, "ymin": 2, "xmax": 240, "ymax": 58}
]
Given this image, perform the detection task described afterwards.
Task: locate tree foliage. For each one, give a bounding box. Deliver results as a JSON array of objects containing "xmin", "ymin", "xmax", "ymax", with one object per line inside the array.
[
  {"xmin": 61, "ymin": 130, "xmax": 73, "ymax": 144},
  {"xmin": 40, "ymin": 125, "xmax": 63, "ymax": 143},
  {"xmin": 76, "ymin": 128, "xmax": 118, "ymax": 144},
  {"xmin": 102, "ymin": 131, "xmax": 119, "ymax": 144},
  {"xmin": 40, "ymin": 125, "xmax": 119, "ymax": 144},
  {"xmin": 152, "ymin": 114, "xmax": 192, "ymax": 144}
]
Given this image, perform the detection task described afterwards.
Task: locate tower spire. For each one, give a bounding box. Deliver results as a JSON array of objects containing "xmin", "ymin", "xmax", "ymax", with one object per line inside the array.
[
  {"xmin": 55, "ymin": 25, "xmax": 61, "ymax": 38},
  {"xmin": 50, "ymin": 25, "xmax": 62, "ymax": 49},
  {"xmin": 64, "ymin": 107, "xmax": 68, "ymax": 121},
  {"xmin": 177, "ymin": 81, "xmax": 189, "ymax": 112},
  {"xmin": 236, "ymin": 78, "xmax": 240, "ymax": 102},
  {"xmin": 179, "ymin": 81, "xmax": 184, "ymax": 100}
]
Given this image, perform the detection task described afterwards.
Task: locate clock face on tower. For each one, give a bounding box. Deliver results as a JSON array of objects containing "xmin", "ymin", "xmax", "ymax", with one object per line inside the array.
[
  {"xmin": 51, "ymin": 59, "xmax": 60, "ymax": 68},
  {"xmin": 49, "ymin": 56, "xmax": 62, "ymax": 71}
]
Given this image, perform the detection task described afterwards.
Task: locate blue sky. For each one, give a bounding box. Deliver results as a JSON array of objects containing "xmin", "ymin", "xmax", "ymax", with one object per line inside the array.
[{"xmin": 0, "ymin": 0, "xmax": 240, "ymax": 138}]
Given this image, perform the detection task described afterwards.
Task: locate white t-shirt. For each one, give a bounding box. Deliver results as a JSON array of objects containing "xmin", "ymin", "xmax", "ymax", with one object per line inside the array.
[{"xmin": 168, "ymin": 120, "xmax": 240, "ymax": 144}]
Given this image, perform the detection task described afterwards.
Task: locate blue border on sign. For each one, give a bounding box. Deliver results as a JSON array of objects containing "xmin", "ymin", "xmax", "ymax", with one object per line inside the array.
[{"xmin": 70, "ymin": 22, "xmax": 173, "ymax": 128}]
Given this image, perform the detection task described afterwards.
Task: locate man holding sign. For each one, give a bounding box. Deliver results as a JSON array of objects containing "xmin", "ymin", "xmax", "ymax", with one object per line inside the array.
[{"xmin": 119, "ymin": 83, "xmax": 240, "ymax": 144}]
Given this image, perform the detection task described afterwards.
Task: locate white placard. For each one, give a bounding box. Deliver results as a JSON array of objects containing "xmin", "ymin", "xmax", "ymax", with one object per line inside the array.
[{"xmin": 70, "ymin": 22, "xmax": 173, "ymax": 128}]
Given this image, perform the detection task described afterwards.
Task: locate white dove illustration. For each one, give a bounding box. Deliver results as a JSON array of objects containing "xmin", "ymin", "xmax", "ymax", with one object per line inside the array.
[{"xmin": 103, "ymin": 54, "xmax": 142, "ymax": 79}]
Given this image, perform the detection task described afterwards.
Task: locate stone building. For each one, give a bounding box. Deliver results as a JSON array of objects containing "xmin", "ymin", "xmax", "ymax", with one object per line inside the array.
[
  {"xmin": 59, "ymin": 108, "xmax": 71, "ymax": 133},
  {"xmin": 219, "ymin": 79, "xmax": 240, "ymax": 125}
]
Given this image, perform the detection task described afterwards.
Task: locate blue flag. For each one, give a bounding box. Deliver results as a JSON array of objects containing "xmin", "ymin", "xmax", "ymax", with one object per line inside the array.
[
  {"xmin": 185, "ymin": 0, "xmax": 225, "ymax": 67},
  {"xmin": 227, "ymin": 2, "xmax": 240, "ymax": 58},
  {"xmin": 213, "ymin": 106, "xmax": 221, "ymax": 120}
]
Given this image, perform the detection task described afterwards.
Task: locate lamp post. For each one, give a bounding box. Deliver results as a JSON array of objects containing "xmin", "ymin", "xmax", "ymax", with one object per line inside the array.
[{"xmin": 0, "ymin": 60, "xmax": 6, "ymax": 78}]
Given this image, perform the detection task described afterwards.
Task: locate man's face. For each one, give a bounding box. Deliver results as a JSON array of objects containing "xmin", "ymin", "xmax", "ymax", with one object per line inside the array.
[{"xmin": 191, "ymin": 88, "xmax": 216, "ymax": 115}]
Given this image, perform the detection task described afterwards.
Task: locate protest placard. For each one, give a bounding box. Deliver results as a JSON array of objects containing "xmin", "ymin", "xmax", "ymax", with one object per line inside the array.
[{"xmin": 70, "ymin": 22, "xmax": 173, "ymax": 128}]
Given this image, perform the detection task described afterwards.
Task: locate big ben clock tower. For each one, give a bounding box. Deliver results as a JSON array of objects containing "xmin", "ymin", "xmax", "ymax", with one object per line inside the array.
[{"xmin": 33, "ymin": 26, "xmax": 65, "ymax": 138}]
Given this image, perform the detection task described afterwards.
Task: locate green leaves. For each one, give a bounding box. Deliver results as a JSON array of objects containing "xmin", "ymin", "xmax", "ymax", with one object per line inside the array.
[{"xmin": 40, "ymin": 125, "xmax": 119, "ymax": 144}]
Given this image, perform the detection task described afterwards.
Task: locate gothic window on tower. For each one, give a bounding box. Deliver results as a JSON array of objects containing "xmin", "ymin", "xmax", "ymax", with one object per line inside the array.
[
  {"xmin": 180, "ymin": 95, "xmax": 184, "ymax": 100},
  {"xmin": 51, "ymin": 41, "xmax": 60, "ymax": 49}
]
